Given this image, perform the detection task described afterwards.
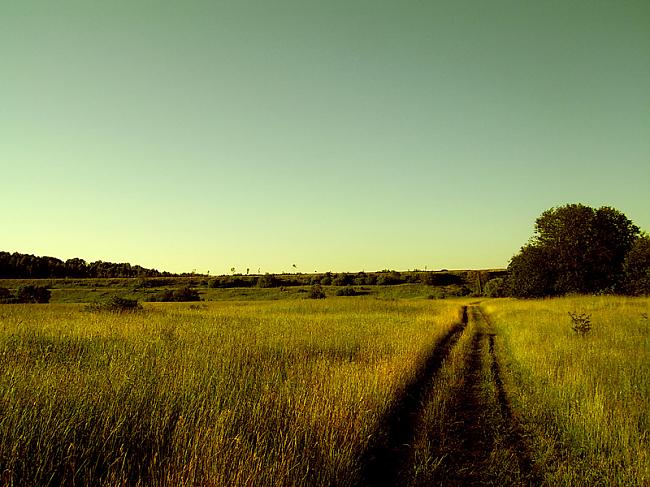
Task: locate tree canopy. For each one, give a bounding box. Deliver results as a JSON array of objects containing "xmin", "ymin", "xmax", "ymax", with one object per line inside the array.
[
  {"xmin": 0, "ymin": 251, "xmax": 172, "ymax": 279},
  {"xmin": 507, "ymin": 204, "xmax": 643, "ymax": 297}
]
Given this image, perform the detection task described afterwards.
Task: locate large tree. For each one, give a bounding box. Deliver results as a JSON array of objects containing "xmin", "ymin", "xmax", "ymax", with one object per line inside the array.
[
  {"xmin": 508, "ymin": 204, "xmax": 640, "ymax": 296},
  {"xmin": 622, "ymin": 233, "xmax": 650, "ymax": 296}
]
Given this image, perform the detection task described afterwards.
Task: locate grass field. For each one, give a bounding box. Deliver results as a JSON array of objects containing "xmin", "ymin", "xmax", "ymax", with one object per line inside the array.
[
  {"xmin": 0, "ymin": 294, "xmax": 648, "ymax": 485},
  {"xmin": 0, "ymin": 298, "xmax": 464, "ymax": 486},
  {"xmin": 481, "ymin": 296, "xmax": 649, "ymax": 485}
]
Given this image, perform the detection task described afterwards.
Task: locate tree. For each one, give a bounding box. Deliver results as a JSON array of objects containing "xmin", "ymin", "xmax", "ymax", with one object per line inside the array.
[
  {"xmin": 508, "ymin": 204, "xmax": 640, "ymax": 297},
  {"xmin": 507, "ymin": 244, "xmax": 555, "ymax": 297},
  {"xmin": 622, "ymin": 233, "xmax": 650, "ymax": 295}
]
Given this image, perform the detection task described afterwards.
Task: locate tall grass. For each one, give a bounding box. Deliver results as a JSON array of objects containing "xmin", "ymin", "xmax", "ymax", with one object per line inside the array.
[
  {"xmin": 0, "ymin": 299, "xmax": 463, "ymax": 486},
  {"xmin": 482, "ymin": 296, "xmax": 650, "ymax": 486}
]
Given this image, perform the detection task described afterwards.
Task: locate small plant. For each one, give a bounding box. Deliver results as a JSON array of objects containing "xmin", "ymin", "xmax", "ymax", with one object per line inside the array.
[{"xmin": 568, "ymin": 311, "xmax": 592, "ymax": 336}]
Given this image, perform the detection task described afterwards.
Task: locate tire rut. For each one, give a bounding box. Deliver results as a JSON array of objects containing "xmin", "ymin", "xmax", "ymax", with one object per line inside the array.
[
  {"xmin": 360, "ymin": 305, "xmax": 540, "ymax": 486},
  {"xmin": 439, "ymin": 309, "xmax": 491, "ymax": 485},
  {"xmin": 359, "ymin": 306, "xmax": 469, "ymax": 487},
  {"xmin": 481, "ymin": 308, "xmax": 539, "ymax": 482},
  {"xmin": 439, "ymin": 306, "xmax": 540, "ymax": 485}
]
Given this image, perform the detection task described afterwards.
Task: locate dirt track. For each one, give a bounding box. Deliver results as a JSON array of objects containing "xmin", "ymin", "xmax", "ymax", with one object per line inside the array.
[{"xmin": 360, "ymin": 305, "xmax": 539, "ymax": 486}]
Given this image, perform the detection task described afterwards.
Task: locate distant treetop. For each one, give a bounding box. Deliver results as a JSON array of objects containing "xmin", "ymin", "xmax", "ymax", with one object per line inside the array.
[{"xmin": 0, "ymin": 251, "xmax": 174, "ymax": 279}]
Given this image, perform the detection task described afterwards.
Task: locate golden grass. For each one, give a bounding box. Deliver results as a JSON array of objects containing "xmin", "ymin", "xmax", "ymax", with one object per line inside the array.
[
  {"xmin": 482, "ymin": 296, "xmax": 650, "ymax": 486},
  {"xmin": 0, "ymin": 298, "xmax": 463, "ymax": 486}
]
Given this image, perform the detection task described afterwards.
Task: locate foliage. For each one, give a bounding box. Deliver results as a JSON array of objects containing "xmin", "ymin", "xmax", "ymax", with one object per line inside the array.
[
  {"xmin": 15, "ymin": 285, "xmax": 51, "ymax": 303},
  {"xmin": 376, "ymin": 271, "xmax": 404, "ymax": 286},
  {"xmin": 88, "ymin": 296, "xmax": 142, "ymax": 313},
  {"xmin": 307, "ymin": 284, "xmax": 326, "ymax": 299},
  {"xmin": 508, "ymin": 204, "xmax": 640, "ymax": 297},
  {"xmin": 568, "ymin": 311, "xmax": 592, "ymax": 336},
  {"xmin": 149, "ymin": 287, "xmax": 201, "ymax": 302},
  {"xmin": 257, "ymin": 274, "xmax": 281, "ymax": 288},
  {"xmin": 209, "ymin": 276, "xmax": 256, "ymax": 288},
  {"xmin": 335, "ymin": 286, "xmax": 360, "ymax": 296},
  {"xmin": 332, "ymin": 274, "xmax": 354, "ymax": 286},
  {"xmin": 507, "ymin": 245, "xmax": 555, "ymax": 298},
  {"xmin": 0, "ymin": 251, "xmax": 171, "ymax": 279},
  {"xmin": 622, "ymin": 233, "xmax": 650, "ymax": 295},
  {"xmin": 483, "ymin": 278, "xmax": 507, "ymax": 298},
  {"xmin": 0, "ymin": 287, "xmax": 15, "ymax": 303}
]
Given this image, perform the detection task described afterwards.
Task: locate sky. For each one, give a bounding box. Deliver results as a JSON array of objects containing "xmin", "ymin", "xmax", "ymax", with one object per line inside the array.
[{"xmin": 2, "ymin": 0, "xmax": 649, "ymax": 275}]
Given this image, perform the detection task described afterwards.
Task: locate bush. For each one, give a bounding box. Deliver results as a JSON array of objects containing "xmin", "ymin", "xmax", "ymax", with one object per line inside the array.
[
  {"xmin": 484, "ymin": 278, "xmax": 507, "ymax": 297},
  {"xmin": 307, "ymin": 285, "xmax": 326, "ymax": 299},
  {"xmin": 257, "ymin": 274, "xmax": 280, "ymax": 288},
  {"xmin": 376, "ymin": 271, "xmax": 403, "ymax": 286},
  {"xmin": 320, "ymin": 274, "xmax": 333, "ymax": 285},
  {"xmin": 335, "ymin": 286, "xmax": 359, "ymax": 296},
  {"xmin": 332, "ymin": 274, "xmax": 353, "ymax": 286},
  {"xmin": 149, "ymin": 287, "xmax": 201, "ymax": 302},
  {"xmin": 88, "ymin": 296, "xmax": 142, "ymax": 313},
  {"xmin": 15, "ymin": 285, "xmax": 51, "ymax": 303},
  {"xmin": 569, "ymin": 311, "xmax": 592, "ymax": 336},
  {"xmin": 0, "ymin": 287, "xmax": 16, "ymax": 303}
]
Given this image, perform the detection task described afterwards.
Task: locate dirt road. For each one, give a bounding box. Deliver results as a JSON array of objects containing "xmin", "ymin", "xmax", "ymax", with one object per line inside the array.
[{"xmin": 360, "ymin": 305, "xmax": 539, "ymax": 486}]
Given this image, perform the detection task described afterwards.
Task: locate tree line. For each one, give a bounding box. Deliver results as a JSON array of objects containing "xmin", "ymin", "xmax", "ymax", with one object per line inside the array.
[{"xmin": 0, "ymin": 252, "xmax": 173, "ymax": 279}]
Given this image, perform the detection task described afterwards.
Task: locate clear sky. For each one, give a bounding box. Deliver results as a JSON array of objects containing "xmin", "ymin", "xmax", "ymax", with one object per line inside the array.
[{"xmin": 2, "ymin": 1, "xmax": 649, "ymax": 275}]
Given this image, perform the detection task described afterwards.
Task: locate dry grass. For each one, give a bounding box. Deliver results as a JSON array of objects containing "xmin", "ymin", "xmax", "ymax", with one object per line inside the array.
[
  {"xmin": 0, "ymin": 298, "xmax": 463, "ymax": 486},
  {"xmin": 482, "ymin": 296, "xmax": 650, "ymax": 486}
]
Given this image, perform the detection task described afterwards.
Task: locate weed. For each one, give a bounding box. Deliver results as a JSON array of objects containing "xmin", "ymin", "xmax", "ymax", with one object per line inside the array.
[{"xmin": 568, "ymin": 311, "xmax": 592, "ymax": 336}]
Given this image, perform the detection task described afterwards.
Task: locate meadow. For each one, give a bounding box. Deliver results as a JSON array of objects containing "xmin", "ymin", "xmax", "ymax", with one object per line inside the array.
[
  {"xmin": 482, "ymin": 296, "xmax": 649, "ymax": 486},
  {"xmin": 0, "ymin": 293, "xmax": 648, "ymax": 486},
  {"xmin": 0, "ymin": 298, "xmax": 464, "ymax": 486}
]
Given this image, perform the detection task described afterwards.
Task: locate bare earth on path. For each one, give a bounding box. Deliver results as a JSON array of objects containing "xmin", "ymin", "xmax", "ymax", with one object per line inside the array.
[{"xmin": 360, "ymin": 305, "xmax": 540, "ymax": 486}]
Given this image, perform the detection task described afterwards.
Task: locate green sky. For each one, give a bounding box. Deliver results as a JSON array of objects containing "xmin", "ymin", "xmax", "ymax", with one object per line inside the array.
[{"xmin": 2, "ymin": 0, "xmax": 649, "ymax": 274}]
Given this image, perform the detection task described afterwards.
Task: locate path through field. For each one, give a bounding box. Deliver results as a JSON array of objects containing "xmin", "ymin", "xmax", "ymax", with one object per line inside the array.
[{"xmin": 361, "ymin": 305, "xmax": 539, "ymax": 486}]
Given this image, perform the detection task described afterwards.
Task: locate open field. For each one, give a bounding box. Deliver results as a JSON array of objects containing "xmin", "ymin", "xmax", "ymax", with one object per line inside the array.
[
  {"xmin": 0, "ymin": 295, "xmax": 648, "ymax": 485},
  {"xmin": 482, "ymin": 296, "xmax": 650, "ymax": 485}
]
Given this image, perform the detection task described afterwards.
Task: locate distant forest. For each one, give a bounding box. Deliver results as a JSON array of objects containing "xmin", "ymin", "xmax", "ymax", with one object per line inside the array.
[{"xmin": 0, "ymin": 251, "xmax": 174, "ymax": 279}]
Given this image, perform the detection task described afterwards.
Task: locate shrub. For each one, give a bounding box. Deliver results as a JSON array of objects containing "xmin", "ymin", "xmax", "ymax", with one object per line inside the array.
[
  {"xmin": 484, "ymin": 278, "xmax": 507, "ymax": 297},
  {"xmin": 569, "ymin": 311, "xmax": 592, "ymax": 336},
  {"xmin": 332, "ymin": 274, "xmax": 353, "ymax": 286},
  {"xmin": 88, "ymin": 296, "xmax": 142, "ymax": 313},
  {"xmin": 257, "ymin": 274, "xmax": 280, "ymax": 288},
  {"xmin": 335, "ymin": 286, "xmax": 359, "ymax": 297},
  {"xmin": 307, "ymin": 285, "xmax": 326, "ymax": 299},
  {"xmin": 0, "ymin": 287, "xmax": 16, "ymax": 303},
  {"xmin": 149, "ymin": 287, "xmax": 201, "ymax": 302},
  {"xmin": 15, "ymin": 285, "xmax": 51, "ymax": 303},
  {"xmin": 319, "ymin": 272, "xmax": 333, "ymax": 285},
  {"xmin": 376, "ymin": 271, "xmax": 403, "ymax": 286}
]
